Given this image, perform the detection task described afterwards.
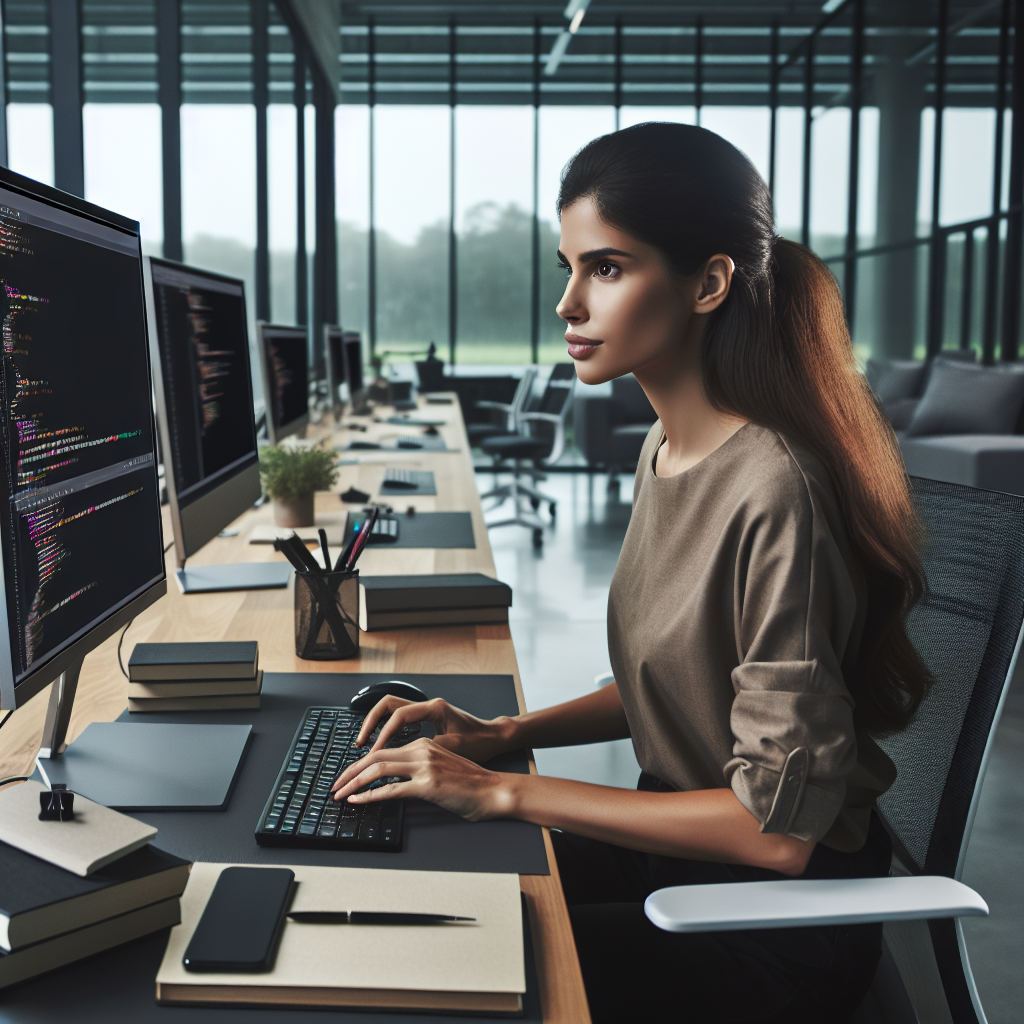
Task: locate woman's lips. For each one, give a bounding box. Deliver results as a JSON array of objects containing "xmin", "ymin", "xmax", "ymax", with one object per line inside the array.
[{"xmin": 566, "ymin": 333, "xmax": 602, "ymax": 359}]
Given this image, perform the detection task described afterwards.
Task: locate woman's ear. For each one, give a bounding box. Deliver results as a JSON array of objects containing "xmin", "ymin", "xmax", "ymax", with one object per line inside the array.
[{"xmin": 693, "ymin": 254, "xmax": 734, "ymax": 314}]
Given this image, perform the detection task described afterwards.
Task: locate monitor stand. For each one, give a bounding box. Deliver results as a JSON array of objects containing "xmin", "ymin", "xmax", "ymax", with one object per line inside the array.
[
  {"xmin": 175, "ymin": 561, "xmax": 291, "ymax": 594},
  {"xmin": 34, "ymin": 659, "xmax": 250, "ymax": 811}
]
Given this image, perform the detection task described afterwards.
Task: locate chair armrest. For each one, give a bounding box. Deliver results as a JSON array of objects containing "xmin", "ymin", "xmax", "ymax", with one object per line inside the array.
[
  {"xmin": 644, "ymin": 876, "xmax": 988, "ymax": 933},
  {"xmin": 519, "ymin": 412, "xmax": 562, "ymax": 424},
  {"xmin": 475, "ymin": 400, "xmax": 513, "ymax": 412}
]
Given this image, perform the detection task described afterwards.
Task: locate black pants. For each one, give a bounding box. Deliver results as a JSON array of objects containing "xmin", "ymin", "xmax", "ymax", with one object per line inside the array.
[{"xmin": 552, "ymin": 780, "xmax": 891, "ymax": 1024}]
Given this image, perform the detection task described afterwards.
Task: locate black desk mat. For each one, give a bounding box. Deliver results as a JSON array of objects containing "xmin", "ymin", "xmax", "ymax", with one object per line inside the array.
[
  {"xmin": 345, "ymin": 511, "xmax": 475, "ymax": 549},
  {"xmin": 120, "ymin": 673, "xmax": 547, "ymax": 875},
  {"xmin": 0, "ymin": 899, "xmax": 542, "ymax": 1024},
  {"xmin": 379, "ymin": 470, "xmax": 436, "ymax": 496}
]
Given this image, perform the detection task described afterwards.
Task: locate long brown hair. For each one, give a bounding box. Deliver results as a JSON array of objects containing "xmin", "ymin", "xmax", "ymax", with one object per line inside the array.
[{"xmin": 558, "ymin": 122, "xmax": 929, "ymax": 733}]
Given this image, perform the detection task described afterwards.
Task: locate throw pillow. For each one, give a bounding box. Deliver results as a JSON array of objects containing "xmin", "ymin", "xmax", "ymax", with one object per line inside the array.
[
  {"xmin": 886, "ymin": 397, "xmax": 920, "ymax": 432},
  {"xmin": 865, "ymin": 359, "xmax": 928, "ymax": 403},
  {"xmin": 905, "ymin": 358, "xmax": 1024, "ymax": 437}
]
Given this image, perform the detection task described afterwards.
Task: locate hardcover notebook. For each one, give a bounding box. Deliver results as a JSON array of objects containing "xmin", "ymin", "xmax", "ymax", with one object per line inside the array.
[
  {"xmin": 129, "ymin": 641, "xmax": 259, "ymax": 681},
  {"xmin": 156, "ymin": 863, "xmax": 526, "ymax": 1014},
  {"xmin": 359, "ymin": 574, "xmax": 512, "ymax": 631},
  {"xmin": 0, "ymin": 782, "xmax": 157, "ymax": 876}
]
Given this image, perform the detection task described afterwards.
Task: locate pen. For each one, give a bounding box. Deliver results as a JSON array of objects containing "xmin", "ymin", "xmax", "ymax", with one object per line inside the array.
[
  {"xmin": 335, "ymin": 524, "xmax": 361, "ymax": 571},
  {"xmin": 346, "ymin": 507, "xmax": 379, "ymax": 570},
  {"xmin": 318, "ymin": 528, "xmax": 331, "ymax": 572},
  {"xmin": 287, "ymin": 911, "xmax": 475, "ymax": 926}
]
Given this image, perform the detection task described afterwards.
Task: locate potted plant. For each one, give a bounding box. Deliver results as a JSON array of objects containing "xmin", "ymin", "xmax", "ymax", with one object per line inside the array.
[{"xmin": 258, "ymin": 442, "xmax": 340, "ymax": 528}]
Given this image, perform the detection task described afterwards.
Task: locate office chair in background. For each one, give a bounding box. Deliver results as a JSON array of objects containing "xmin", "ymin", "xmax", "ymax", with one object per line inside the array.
[
  {"xmin": 467, "ymin": 367, "xmax": 538, "ymax": 448},
  {"xmin": 480, "ymin": 364, "xmax": 576, "ymax": 548},
  {"xmin": 645, "ymin": 476, "xmax": 1024, "ymax": 1023}
]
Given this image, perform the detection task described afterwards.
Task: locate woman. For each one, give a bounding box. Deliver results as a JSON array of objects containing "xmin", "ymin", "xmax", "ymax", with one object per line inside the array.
[{"xmin": 332, "ymin": 123, "xmax": 930, "ymax": 1023}]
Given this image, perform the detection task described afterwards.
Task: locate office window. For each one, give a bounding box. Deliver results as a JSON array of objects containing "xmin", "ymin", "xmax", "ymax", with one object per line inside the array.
[
  {"xmin": 6, "ymin": 104, "xmax": 54, "ymax": 184},
  {"xmin": 772, "ymin": 107, "xmax": 805, "ymax": 241},
  {"xmin": 336, "ymin": 103, "xmax": 370, "ymax": 337},
  {"xmin": 537, "ymin": 106, "xmax": 616, "ymax": 363},
  {"xmin": 455, "ymin": 106, "xmax": 533, "ymax": 364},
  {"xmin": 269, "ymin": 103, "xmax": 297, "ymax": 323},
  {"xmin": 809, "ymin": 107, "xmax": 850, "ymax": 259},
  {"xmin": 701, "ymin": 107, "xmax": 771, "ymax": 184},
  {"xmin": 373, "ymin": 105, "xmax": 450, "ymax": 361}
]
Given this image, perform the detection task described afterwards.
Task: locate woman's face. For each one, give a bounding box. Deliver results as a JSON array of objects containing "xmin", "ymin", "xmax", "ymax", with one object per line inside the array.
[{"xmin": 556, "ymin": 197, "xmax": 729, "ymax": 386}]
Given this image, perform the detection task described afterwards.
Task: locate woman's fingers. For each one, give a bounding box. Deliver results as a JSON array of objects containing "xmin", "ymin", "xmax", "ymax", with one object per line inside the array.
[
  {"xmin": 332, "ymin": 739, "xmax": 422, "ymax": 794},
  {"xmin": 369, "ymin": 697, "xmax": 450, "ymax": 752},
  {"xmin": 353, "ymin": 695, "xmax": 413, "ymax": 746},
  {"xmin": 332, "ymin": 758, "xmax": 404, "ymax": 802}
]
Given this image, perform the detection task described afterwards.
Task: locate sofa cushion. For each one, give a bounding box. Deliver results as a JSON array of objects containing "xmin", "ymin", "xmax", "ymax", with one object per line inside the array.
[
  {"xmin": 899, "ymin": 434, "xmax": 1024, "ymax": 495},
  {"xmin": 865, "ymin": 359, "xmax": 928, "ymax": 403},
  {"xmin": 905, "ymin": 359, "xmax": 1024, "ymax": 437},
  {"xmin": 886, "ymin": 397, "xmax": 920, "ymax": 431}
]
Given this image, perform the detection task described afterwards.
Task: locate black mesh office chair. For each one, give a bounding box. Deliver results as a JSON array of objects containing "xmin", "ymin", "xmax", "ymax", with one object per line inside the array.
[
  {"xmin": 467, "ymin": 367, "xmax": 537, "ymax": 447},
  {"xmin": 645, "ymin": 477, "xmax": 1024, "ymax": 1023},
  {"xmin": 479, "ymin": 364, "xmax": 576, "ymax": 548}
]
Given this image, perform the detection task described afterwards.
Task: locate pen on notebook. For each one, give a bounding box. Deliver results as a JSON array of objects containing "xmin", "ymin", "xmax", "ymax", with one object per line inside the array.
[{"xmin": 287, "ymin": 911, "xmax": 475, "ymax": 925}]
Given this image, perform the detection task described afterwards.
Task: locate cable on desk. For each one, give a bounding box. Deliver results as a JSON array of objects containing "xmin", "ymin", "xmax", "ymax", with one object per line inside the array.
[{"xmin": 117, "ymin": 618, "xmax": 136, "ymax": 679}]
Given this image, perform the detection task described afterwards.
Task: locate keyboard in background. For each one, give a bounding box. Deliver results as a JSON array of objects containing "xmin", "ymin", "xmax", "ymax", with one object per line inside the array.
[
  {"xmin": 383, "ymin": 468, "xmax": 418, "ymax": 490},
  {"xmin": 370, "ymin": 513, "xmax": 399, "ymax": 543},
  {"xmin": 255, "ymin": 706, "xmax": 418, "ymax": 851}
]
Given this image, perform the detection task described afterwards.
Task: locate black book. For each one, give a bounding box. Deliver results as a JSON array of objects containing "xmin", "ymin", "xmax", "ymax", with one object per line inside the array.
[
  {"xmin": 359, "ymin": 574, "xmax": 512, "ymax": 613},
  {"xmin": 128, "ymin": 641, "xmax": 259, "ymax": 681},
  {"xmin": 0, "ymin": 842, "xmax": 190, "ymax": 952}
]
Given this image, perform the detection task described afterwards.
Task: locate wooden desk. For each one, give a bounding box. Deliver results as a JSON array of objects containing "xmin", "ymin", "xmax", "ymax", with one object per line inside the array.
[{"xmin": 0, "ymin": 396, "xmax": 590, "ymax": 1023}]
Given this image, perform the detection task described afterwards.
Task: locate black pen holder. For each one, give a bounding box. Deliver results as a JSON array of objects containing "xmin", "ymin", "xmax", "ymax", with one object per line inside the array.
[{"xmin": 294, "ymin": 568, "xmax": 359, "ymax": 661}]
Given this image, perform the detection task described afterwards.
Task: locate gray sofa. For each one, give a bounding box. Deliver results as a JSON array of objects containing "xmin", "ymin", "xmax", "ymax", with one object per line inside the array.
[
  {"xmin": 868, "ymin": 354, "xmax": 1024, "ymax": 496},
  {"xmin": 573, "ymin": 374, "xmax": 657, "ymax": 480}
]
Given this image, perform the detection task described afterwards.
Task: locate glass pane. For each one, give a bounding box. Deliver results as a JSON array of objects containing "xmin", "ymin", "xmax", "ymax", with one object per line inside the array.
[
  {"xmin": 6, "ymin": 104, "xmax": 54, "ymax": 185},
  {"xmin": 773, "ymin": 106, "xmax": 805, "ymax": 240},
  {"xmin": 810, "ymin": 106, "xmax": 850, "ymax": 258},
  {"xmin": 537, "ymin": 106, "xmax": 616, "ymax": 364},
  {"xmin": 701, "ymin": 107, "xmax": 771, "ymax": 183},
  {"xmin": 373, "ymin": 105, "xmax": 450, "ymax": 364},
  {"xmin": 269, "ymin": 104, "xmax": 297, "ymax": 323},
  {"xmin": 940, "ymin": 108, "xmax": 997, "ymax": 227},
  {"xmin": 455, "ymin": 105, "xmax": 533, "ymax": 365},
  {"xmin": 83, "ymin": 104, "xmax": 163, "ymax": 254},
  {"xmin": 336, "ymin": 104, "xmax": 370, "ymax": 338}
]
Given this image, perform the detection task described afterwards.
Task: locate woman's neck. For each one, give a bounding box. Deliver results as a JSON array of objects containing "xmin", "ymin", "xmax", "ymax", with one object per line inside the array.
[{"xmin": 634, "ymin": 341, "xmax": 748, "ymax": 479}]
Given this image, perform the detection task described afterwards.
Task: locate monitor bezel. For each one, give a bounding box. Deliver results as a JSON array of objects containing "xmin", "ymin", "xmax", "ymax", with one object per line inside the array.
[
  {"xmin": 257, "ymin": 321, "xmax": 311, "ymax": 445},
  {"xmin": 143, "ymin": 256, "xmax": 262, "ymax": 568},
  {"xmin": 0, "ymin": 166, "xmax": 168, "ymax": 711}
]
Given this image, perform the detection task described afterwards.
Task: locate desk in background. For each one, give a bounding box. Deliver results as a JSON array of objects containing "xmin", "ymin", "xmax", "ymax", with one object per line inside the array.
[{"xmin": 0, "ymin": 395, "xmax": 589, "ymax": 1023}]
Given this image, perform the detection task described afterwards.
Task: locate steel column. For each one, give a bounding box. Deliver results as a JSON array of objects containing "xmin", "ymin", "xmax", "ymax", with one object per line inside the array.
[
  {"xmin": 448, "ymin": 18, "xmax": 457, "ymax": 366},
  {"xmin": 367, "ymin": 18, "xmax": 377, "ymax": 359},
  {"xmin": 530, "ymin": 17, "xmax": 541, "ymax": 364},
  {"xmin": 960, "ymin": 230, "xmax": 975, "ymax": 350},
  {"xmin": 1002, "ymin": 0, "xmax": 1024, "ymax": 360},
  {"xmin": 0, "ymin": 2, "xmax": 7, "ymax": 166},
  {"xmin": 926, "ymin": 0, "xmax": 949, "ymax": 357},
  {"xmin": 800, "ymin": 37, "xmax": 814, "ymax": 249},
  {"xmin": 613, "ymin": 18, "xmax": 622, "ymax": 131},
  {"xmin": 844, "ymin": 0, "xmax": 864, "ymax": 331},
  {"xmin": 51, "ymin": 0, "xmax": 84, "ymax": 197},
  {"xmin": 295, "ymin": 45, "xmax": 307, "ymax": 326},
  {"xmin": 312, "ymin": 71, "xmax": 336, "ymax": 379},
  {"xmin": 694, "ymin": 19, "xmax": 703, "ymax": 126},
  {"xmin": 157, "ymin": 0, "xmax": 181, "ymax": 261},
  {"xmin": 253, "ymin": 0, "xmax": 270, "ymax": 322},
  {"xmin": 768, "ymin": 21, "xmax": 778, "ymax": 198}
]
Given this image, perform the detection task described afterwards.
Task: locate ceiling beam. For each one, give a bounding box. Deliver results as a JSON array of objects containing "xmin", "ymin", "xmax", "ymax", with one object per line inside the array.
[{"xmin": 279, "ymin": 0, "xmax": 342, "ymax": 101}]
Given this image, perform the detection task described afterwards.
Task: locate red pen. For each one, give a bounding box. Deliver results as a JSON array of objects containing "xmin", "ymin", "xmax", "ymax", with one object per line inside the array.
[{"xmin": 345, "ymin": 507, "xmax": 380, "ymax": 570}]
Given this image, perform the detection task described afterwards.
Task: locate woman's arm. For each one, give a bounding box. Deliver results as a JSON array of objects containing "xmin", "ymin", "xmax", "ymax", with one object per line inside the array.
[
  {"xmin": 354, "ymin": 682, "xmax": 631, "ymax": 761},
  {"xmin": 331, "ymin": 741, "xmax": 814, "ymax": 876}
]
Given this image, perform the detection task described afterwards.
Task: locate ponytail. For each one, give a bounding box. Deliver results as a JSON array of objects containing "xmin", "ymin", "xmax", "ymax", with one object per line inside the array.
[{"xmin": 559, "ymin": 123, "xmax": 930, "ymax": 733}]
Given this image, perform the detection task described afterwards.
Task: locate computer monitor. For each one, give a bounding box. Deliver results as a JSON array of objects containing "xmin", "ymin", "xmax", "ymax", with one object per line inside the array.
[
  {"xmin": 144, "ymin": 259, "xmax": 290, "ymax": 594},
  {"xmin": 257, "ymin": 322, "xmax": 310, "ymax": 444},
  {"xmin": 324, "ymin": 324, "xmax": 344, "ymax": 412},
  {"xmin": 343, "ymin": 331, "xmax": 364, "ymax": 395}
]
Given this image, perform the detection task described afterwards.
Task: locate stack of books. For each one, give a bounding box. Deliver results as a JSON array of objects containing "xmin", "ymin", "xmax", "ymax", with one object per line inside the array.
[
  {"xmin": 0, "ymin": 782, "xmax": 190, "ymax": 991},
  {"xmin": 358, "ymin": 574, "xmax": 513, "ymax": 631},
  {"xmin": 128, "ymin": 641, "xmax": 262, "ymax": 713}
]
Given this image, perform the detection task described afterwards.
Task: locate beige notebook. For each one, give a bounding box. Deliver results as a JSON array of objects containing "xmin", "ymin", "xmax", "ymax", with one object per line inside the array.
[
  {"xmin": 129, "ymin": 670, "xmax": 263, "ymax": 699},
  {"xmin": 156, "ymin": 863, "xmax": 525, "ymax": 1014},
  {"xmin": 0, "ymin": 782, "xmax": 157, "ymax": 877}
]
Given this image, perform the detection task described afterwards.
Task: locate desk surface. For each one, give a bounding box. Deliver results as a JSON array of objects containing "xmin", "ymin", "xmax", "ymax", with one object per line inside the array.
[{"xmin": 0, "ymin": 396, "xmax": 590, "ymax": 1023}]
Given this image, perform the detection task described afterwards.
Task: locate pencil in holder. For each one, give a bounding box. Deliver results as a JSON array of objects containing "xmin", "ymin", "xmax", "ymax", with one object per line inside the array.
[{"xmin": 294, "ymin": 568, "xmax": 359, "ymax": 660}]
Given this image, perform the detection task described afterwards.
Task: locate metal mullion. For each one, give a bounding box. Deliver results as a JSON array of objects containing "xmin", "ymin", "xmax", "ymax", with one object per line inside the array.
[
  {"xmin": 157, "ymin": 0, "xmax": 182, "ymax": 261},
  {"xmin": 367, "ymin": 17, "xmax": 376, "ymax": 360},
  {"xmin": 0, "ymin": 2, "xmax": 7, "ymax": 167},
  {"xmin": 448, "ymin": 16, "xmax": 457, "ymax": 366},
  {"xmin": 801, "ymin": 39, "xmax": 814, "ymax": 249},
  {"xmin": 960, "ymin": 230, "xmax": 975, "ymax": 351},
  {"xmin": 1001, "ymin": 0, "xmax": 1024, "ymax": 361},
  {"xmin": 530, "ymin": 17, "xmax": 540, "ymax": 365},
  {"xmin": 694, "ymin": 18, "xmax": 702, "ymax": 126},
  {"xmin": 312, "ymin": 71, "xmax": 336, "ymax": 378},
  {"xmin": 295, "ymin": 44, "xmax": 307, "ymax": 327},
  {"xmin": 983, "ymin": 0, "xmax": 1010, "ymax": 363},
  {"xmin": 768, "ymin": 20, "xmax": 779, "ymax": 199},
  {"xmin": 844, "ymin": 0, "xmax": 864, "ymax": 332},
  {"xmin": 254, "ymin": 0, "xmax": 270, "ymax": 322},
  {"xmin": 614, "ymin": 17, "xmax": 622, "ymax": 131},
  {"xmin": 51, "ymin": 0, "xmax": 84, "ymax": 198},
  {"xmin": 927, "ymin": 0, "xmax": 949, "ymax": 358}
]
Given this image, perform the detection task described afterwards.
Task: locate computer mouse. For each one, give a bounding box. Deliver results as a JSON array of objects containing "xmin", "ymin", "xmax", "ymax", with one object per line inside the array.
[
  {"xmin": 422, "ymin": 426, "xmax": 439, "ymax": 436},
  {"xmin": 349, "ymin": 440, "xmax": 382, "ymax": 450},
  {"xmin": 349, "ymin": 679, "xmax": 428, "ymax": 712},
  {"xmin": 396, "ymin": 439, "xmax": 423, "ymax": 449}
]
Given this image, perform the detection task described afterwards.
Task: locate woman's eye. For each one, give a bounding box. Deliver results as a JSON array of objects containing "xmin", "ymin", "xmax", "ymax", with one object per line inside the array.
[{"xmin": 596, "ymin": 262, "xmax": 620, "ymax": 279}]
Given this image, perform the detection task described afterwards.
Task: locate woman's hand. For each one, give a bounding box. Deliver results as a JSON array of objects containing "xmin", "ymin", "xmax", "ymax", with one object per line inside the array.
[
  {"xmin": 354, "ymin": 696, "xmax": 517, "ymax": 764},
  {"xmin": 330, "ymin": 737, "xmax": 515, "ymax": 821}
]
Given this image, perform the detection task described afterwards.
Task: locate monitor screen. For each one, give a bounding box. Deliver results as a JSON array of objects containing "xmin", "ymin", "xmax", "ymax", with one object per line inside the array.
[
  {"xmin": 260, "ymin": 325, "xmax": 309, "ymax": 441},
  {"xmin": 147, "ymin": 260, "xmax": 257, "ymax": 508},
  {"xmin": 0, "ymin": 182, "xmax": 164, "ymax": 692},
  {"xmin": 343, "ymin": 332, "xmax": 363, "ymax": 394}
]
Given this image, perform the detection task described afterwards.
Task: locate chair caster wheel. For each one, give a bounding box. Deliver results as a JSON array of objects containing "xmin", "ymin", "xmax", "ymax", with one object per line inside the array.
[
  {"xmin": 532, "ymin": 529, "xmax": 543, "ymax": 549},
  {"xmin": 530, "ymin": 497, "xmax": 541, "ymax": 510}
]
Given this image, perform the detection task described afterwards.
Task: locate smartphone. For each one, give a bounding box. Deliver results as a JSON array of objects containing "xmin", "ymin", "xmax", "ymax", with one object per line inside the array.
[{"xmin": 183, "ymin": 867, "xmax": 295, "ymax": 973}]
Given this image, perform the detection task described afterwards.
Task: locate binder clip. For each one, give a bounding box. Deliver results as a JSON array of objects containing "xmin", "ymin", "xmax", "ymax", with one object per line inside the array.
[{"xmin": 39, "ymin": 783, "xmax": 75, "ymax": 821}]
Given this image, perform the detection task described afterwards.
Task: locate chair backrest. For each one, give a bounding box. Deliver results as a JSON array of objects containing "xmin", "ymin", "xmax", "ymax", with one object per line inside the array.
[
  {"xmin": 611, "ymin": 374, "xmax": 657, "ymax": 425},
  {"xmin": 873, "ymin": 477, "xmax": 1024, "ymax": 1022}
]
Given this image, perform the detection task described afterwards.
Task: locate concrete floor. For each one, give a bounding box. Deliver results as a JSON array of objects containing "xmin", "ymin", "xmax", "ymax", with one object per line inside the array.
[{"xmin": 481, "ymin": 469, "xmax": 1022, "ymax": 1023}]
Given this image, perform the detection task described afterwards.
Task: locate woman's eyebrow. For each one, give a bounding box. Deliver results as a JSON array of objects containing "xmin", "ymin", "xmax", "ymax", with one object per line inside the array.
[{"xmin": 578, "ymin": 247, "xmax": 633, "ymax": 262}]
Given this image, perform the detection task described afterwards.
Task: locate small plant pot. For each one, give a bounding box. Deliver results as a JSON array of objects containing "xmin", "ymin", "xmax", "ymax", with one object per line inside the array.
[{"xmin": 273, "ymin": 493, "xmax": 315, "ymax": 528}]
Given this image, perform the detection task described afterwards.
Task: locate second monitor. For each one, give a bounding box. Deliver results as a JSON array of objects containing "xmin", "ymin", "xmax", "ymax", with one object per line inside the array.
[{"xmin": 258, "ymin": 323, "xmax": 310, "ymax": 445}]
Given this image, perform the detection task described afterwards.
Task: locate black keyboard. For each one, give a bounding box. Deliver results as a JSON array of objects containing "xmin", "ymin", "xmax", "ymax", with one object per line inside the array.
[
  {"xmin": 255, "ymin": 706, "xmax": 417, "ymax": 851},
  {"xmin": 370, "ymin": 514, "xmax": 399, "ymax": 542},
  {"xmin": 383, "ymin": 468, "xmax": 418, "ymax": 490}
]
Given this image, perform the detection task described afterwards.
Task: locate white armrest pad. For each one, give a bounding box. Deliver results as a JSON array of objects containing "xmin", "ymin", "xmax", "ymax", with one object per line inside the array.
[
  {"xmin": 520, "ymin": 412, "xmax": 562, "ymax": 423},
  {"xmin": 644, "ymin": 876, "xmax": 988, "ymax": 933},
  {"xmin": 475, "ymin": 400, "xmax": 512, "ymax": 411}
]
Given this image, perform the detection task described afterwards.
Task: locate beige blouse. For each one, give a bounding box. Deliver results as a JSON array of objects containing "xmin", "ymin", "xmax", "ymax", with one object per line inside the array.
[{"xmin": 607, "ymin": 422, "xmax": 896, "ymax": 851}]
